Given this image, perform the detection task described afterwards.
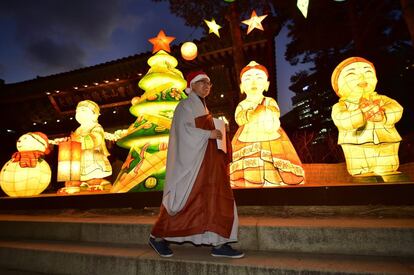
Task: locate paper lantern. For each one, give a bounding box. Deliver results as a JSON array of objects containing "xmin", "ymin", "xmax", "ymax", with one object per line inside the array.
[
  {"xmin": 148, "ymin": 30, "xmax": 175, "ymax": 53},
  {"xmin": 242, "ymin": 10, "xmax": 268, "ymax": 35},
  {"xmin": 57, "ymin": 141, "xmax": 81, "ymax": 182},
  {"xmin": 204, "ymin": 19, "xmax": 222, "ymax": 37},
  {"xmin": 297, "ymin": 0, "xmax": 309, "ymax": 18},
  {"xmin": 331, "ymin": 57, "xmax": 403, "ymax": 179},
  {"xmin": 0, "ymin": 132, "xmax": 51, "ymax": 197},
  {"xmin": 181, "ymin": 42, "xmax": 198, "ymax": 61},
  {"xmin": 230, "ymin": 61, "xmax": 304, "ymax": 188},
  {"xmin": 112, "ymin": 50, "xmax": 187, "ymax": 193},
  {"xmin": 0, "ymin": 160, "xmax": 51, "ymax": 197}
]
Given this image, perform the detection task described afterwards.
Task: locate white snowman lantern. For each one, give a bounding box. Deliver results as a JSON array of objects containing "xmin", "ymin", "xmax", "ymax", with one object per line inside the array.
[{"xmin": 0, "ymin": 132, "xmax": 51, "ymax": 197}]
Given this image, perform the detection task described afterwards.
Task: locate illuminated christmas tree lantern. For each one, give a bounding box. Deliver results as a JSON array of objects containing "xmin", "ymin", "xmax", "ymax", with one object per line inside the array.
[
  {"xmin": 331, "ymin": 57, "xmax": 404, "ymax": 180},
  {"xmin": 112, "ymin": 47, "xmax": 187, "ymax": 193},
  {"xmin": 0, "ymin": 132, "xmax": 51, "ymax": 197},
  {"xmin": 181, "ymin": 42, "xmax": 198, "ymax": 61},
  {"xmin": 57, "ymin": 140, "xmax": 81, "ymax": 182}
]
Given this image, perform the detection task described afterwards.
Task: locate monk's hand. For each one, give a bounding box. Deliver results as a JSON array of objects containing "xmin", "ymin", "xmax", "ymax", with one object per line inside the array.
[{"xmin": 210, "ymin": 129, "xmax": 223, "ymax": 140}]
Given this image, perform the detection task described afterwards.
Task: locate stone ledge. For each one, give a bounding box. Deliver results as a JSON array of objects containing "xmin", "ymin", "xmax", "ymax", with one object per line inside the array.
[
  {"xmin": 0, "ymin": 240, "xmax": 413, "ymax": 275},
  {"xmin": 1, "ymin": 215, "xmax": 413, "ymax": 256}
]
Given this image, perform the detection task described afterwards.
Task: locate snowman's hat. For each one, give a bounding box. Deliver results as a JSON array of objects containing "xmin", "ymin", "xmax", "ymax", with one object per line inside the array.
[{"xmin": 29, "ymin": 132, "xmax": 50, "ymax": 154}]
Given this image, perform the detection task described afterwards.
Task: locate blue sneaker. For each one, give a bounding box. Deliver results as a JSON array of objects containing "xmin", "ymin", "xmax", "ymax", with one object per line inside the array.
[
  {"xmin": 211, "ymin": 244, "xmax": 244, "ymax": 258},
  {"xmin": 149, "ymin": 237, "xmax": 173, "ymax": 257}
]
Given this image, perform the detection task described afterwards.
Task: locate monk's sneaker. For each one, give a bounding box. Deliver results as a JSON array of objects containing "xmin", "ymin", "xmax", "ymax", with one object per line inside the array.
[
  {"xmin": 211, "ymin": 244, "xmax": 244, "ymax": 258},
  {"xmin": 149, "ymin": 237, "xmax": 173, "ymax": 257}
]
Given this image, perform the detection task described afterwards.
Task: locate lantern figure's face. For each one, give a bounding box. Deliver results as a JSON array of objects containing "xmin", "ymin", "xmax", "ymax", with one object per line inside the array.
[
  {"xmin": 240, "ymin": 68, "xmax": 269, "ymax": 97},
  {"xmin": 16, "ymin": 134, "xmax": 47, "ymax": 152},
  {"xmin": 337, "ymin": 61, "xmax": 377, "ymax": 100},
  {"xmin": 75, "ymin": 106, "xmax": 98, "ymax": 125}
]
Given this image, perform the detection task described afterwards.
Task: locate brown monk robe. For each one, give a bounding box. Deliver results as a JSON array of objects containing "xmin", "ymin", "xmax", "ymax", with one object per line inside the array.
[{"xmin": 151, "ymin": 114, "xmax": 234, "ymax": 239}]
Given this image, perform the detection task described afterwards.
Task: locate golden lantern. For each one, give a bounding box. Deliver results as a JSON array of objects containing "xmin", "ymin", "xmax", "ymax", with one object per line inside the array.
[
  {"xmin": 181, "ymin": 42, "xmax": 198, "ymax": 61},
  {"xmin": 0, "ymin": 132, "xmax": 51, "ymax": 197},
  {"xmin": 331, "ymin": 57, "xmax": 403, "ymax": 180},
  {"xmin": 204, "ymin": 19, "xmax": 222, "ymax": 37},
  {"xmin": 57, "ymin": 141, "xmax": 81, "ymax": 182},
  {"xmin": 230, "ymin": 61, "xmax": 305, "ymax": 188}
]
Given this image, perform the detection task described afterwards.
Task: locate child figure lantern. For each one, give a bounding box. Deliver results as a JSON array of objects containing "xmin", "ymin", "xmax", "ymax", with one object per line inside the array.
[
  {"xmin": 230, "ymin": 61, "xmax": 305, "ymax": 187},
  {"xmin": 331, "ymin": 57, "xmax": 403, "ymax": 179},
  {"xmin": 0, "ymin": 132, "xmax": 51, "ymax": 197},
  {"xmin": 58, "ymin": 100, "xmax": 112, "ymax": 193}
]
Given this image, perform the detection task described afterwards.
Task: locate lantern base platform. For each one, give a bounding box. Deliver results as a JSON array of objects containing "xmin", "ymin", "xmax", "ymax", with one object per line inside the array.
[
  {"xmin": 0, "ymin": 162, "xmax": 413, "ymax": 210},
  {"xmin": 0, "ymin": 181, "xmax": 413, "ymax": 210},
  {"xmin": 351, "ymin": 172, "xmax": 411, "ymax": 183}
]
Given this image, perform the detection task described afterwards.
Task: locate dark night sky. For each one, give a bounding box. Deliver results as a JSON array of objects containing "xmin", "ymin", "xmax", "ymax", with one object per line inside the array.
[{"xmin": 0, "ymin": 0, "xmax": 303, "ymax": 115}]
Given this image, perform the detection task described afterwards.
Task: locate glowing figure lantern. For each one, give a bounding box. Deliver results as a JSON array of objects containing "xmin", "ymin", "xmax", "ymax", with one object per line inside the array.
[
  {"xmin": 331, "ymin": 57, "xmax": 403, "ymax": 180},
  {"xmin": 58, "ymin": 100, "xmax": 112, "ymax": 194},
  {"xmin": 112, "ymin": 49, "xmax": 187, "ymax": 193},
  {"xmin": 181, "ymin": 42, "xmax": 198, "ymax": 61},
  {"xmin": 230, "ymin": 61, "xmax": 305, "ymax": 188},
  {"xmin": 0, "ymin": 132, "xmax": 51, "ymax": 197}
]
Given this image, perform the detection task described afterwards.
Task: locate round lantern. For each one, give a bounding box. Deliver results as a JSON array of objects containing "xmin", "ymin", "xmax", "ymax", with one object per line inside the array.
[
  {"xmin": 180, "ymin": 42, "xmax": 198, "ymax": 61},
  {"xmin": 0, "ymin": 132, "xmax": 51, "ymax": 197},
  {"xmin": 0, "ymin": 160, "xmax": 51, "ymax": 197}
]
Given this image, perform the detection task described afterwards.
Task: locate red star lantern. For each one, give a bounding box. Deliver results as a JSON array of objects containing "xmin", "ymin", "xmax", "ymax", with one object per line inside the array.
[
  {"xmin": 148, "ymin": 30, "xmax": 175, "ymax": 53},
  {"xmin": 242, "ymin": 10, "xmax": 268, "ymax": 35}
]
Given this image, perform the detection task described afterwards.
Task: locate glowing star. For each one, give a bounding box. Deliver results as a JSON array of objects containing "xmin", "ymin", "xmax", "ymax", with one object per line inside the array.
[
  {"xmin": 297, "ymin": 0, "xmax": 309, "ymax": 18},
  {"xmin": 204, "ymin": 19, "xmax": 222, "ymax": 37},
  {"xmin": 242, "ymin": 10, "xmax": 268, "ymax": 35},
  {"xmin": 148, "ymin": 30, "xmax": 176, "ymax": 53}
]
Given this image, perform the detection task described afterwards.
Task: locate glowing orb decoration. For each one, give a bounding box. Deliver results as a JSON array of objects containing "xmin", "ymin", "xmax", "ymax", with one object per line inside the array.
[
  {"xmin": 230, "ymin": 61, "xmax": 304, "ymax": 188},
  {"xmin": 145, "ymin": 177, "xmax": 157, "ymax": 189},
  {"xmin": 204, "ymin": 19, "xmax": 222, "ymax": 37},
  {"xmin": 242, "ymin": 10, "xmax": 268, "ymax": 35},
  {"xmin": 148, "ymin": 30, "xmax": 175, "ymax": 53},
  {"xmin": 331, "ymin": 57, "xmax": 403, "ymax": 179},
  {"xmin": 0, "ymin": 132, "xmax": 51, "ymax": 197},
  {"xmin": 181, "ymin": 42, "xmax": 198, "ymax": 61}
]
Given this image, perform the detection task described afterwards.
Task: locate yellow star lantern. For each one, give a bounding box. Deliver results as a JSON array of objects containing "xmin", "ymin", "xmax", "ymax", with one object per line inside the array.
[
  {"xmin": 204, "ymin": 19, "xmax": 222, "ymax": 37},
  {"xmin": 242, "ymin": 10, "xmax": 268, "ymax": 35},
  {"xmin": 148, "ymin": 30, "xmax": 175, "ymax": 53},
  {"xmin": 297, "ymin": 0, "xmax": 309, "ymax": 18}
]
